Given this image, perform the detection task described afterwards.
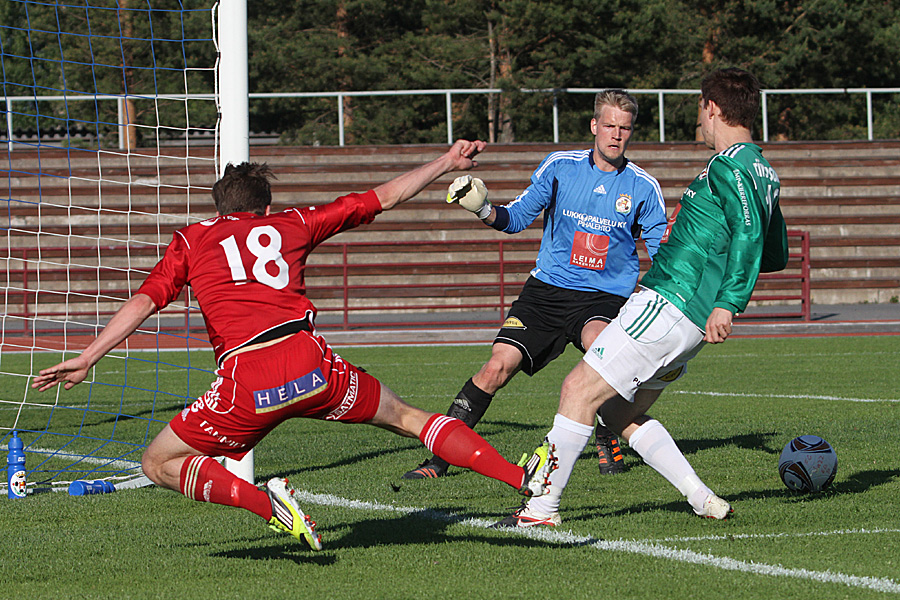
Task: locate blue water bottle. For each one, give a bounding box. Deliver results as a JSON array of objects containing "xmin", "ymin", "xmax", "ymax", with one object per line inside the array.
[
  {"xmin": 68, "ymin": 480, "xmax": 116, "ymax": 496},
  {"xmin": 7, "ymin": 431, "xmax": 26, "ymax": 499}
]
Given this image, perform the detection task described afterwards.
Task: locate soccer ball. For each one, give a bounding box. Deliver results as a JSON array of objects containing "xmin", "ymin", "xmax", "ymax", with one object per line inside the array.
[{"xmin": 778, "ymin": 435, "xmax": 837, "ymax": 492}]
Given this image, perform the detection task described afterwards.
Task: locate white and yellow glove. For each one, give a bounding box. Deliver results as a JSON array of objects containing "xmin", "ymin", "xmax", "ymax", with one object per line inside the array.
[{"xmin": 447, "ymin": 175, "xmax": 491, "ymax": 220}]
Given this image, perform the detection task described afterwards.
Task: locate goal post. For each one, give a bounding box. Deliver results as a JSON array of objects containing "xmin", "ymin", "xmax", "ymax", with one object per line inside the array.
[
  {"xmin": 216, "ymin": 0, "xmax": 254, "ymax": 484},
  {"xmin": 0, "ymin": 0, "xmax": 253, "ymax": 492}
]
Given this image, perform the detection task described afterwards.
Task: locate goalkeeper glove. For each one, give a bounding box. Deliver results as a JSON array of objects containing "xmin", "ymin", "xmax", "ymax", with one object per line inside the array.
[{"xmin": 447, "ymin": 175, "xmax": 491, "ymax": 220}]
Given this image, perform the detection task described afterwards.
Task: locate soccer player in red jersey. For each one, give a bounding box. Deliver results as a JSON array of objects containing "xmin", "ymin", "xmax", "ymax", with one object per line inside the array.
[{"xmin": 32, "ymin": 140, "xmax": 556, "ymax": 551}]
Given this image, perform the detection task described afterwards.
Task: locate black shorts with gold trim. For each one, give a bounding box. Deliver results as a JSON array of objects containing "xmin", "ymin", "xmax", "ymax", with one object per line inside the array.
[{"xmin": 494, "ymin": 276, "xmax": 627, "ymax": 376}]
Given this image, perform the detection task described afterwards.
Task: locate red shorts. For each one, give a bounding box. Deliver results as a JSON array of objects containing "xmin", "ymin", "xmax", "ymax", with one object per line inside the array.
[{"xmin": 169, "ymin": 331, "xmax": 381, "ymax": 459}]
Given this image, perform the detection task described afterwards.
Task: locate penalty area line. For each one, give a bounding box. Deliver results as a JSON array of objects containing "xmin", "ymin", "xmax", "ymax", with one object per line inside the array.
[{"xmin": 294, "ymin": 490, "xmax": 900, "ymax": 595}]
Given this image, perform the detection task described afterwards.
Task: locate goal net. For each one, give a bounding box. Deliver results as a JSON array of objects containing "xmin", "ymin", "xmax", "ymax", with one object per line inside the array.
[{"xmin": 0, "ymin": 0, "xmax": 224, "ymax": 493}]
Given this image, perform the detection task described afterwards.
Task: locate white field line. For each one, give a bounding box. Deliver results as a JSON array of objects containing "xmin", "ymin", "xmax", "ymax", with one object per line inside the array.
[
  {"xmin": 294, "ymin": 490, "xmax": 900, "ymax": 595},
  {"xmin": 649, "ymin": 527, "xmax": 900, "ymax": 543},
  {"xmin": 669, "ymin": 390, "xmax": 900, "ymax": 403},
  {"xmin": 28, "ymin": 446, "xmax": 141, "ymax": 470},
  {"xmin": 2, "ymin": 387, "xmax": 896, "ymax": 411}
]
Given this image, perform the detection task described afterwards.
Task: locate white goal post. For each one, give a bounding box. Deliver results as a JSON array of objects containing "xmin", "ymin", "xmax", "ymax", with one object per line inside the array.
[{"xmin": 217, "ymin": 0, "xmax": 254, "ymax": 483}]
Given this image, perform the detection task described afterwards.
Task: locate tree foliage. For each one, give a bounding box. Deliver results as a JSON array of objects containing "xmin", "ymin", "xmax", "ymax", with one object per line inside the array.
[{"xmin": 3, "ymin": 0, "xmax": 899, "ymax": 146}]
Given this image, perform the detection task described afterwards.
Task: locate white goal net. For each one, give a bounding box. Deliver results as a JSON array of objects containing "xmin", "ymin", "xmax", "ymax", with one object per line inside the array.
[{"xmin": 1, "ymin": 0, "xmax": 227, "ymax": 493}]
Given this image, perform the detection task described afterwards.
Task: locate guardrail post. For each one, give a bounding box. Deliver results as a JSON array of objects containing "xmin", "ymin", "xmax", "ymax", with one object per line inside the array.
[
  {"xmin": 446, "ymin": 92, "xmax": 453, "ymax": 144},
  {"xmin": 658, "ymin": 91, "xmax": 665, "ymax": 142},
  {"xmin": 552, "ymin": 91, "xmax": 559, "ymax": 143},
  {"xmin": 337, "ymin": 93, "xmax": 345, "ymax": 147},
  {"xmin": 801, "ymin": 231, "xmax": 811, "ymax": 321},
  {"xmin": 342, "ymin": 244, "xmax": 349, "ymax": 328},
  {"xmin": 866, "ymin": 90, "xmax": 873, "ymax": 140},
  {"xmin": 5, "ymin": 98, "xmax": 13, "ymax": 153}
]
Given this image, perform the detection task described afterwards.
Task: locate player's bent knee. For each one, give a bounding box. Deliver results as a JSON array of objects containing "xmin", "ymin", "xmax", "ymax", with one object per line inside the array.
[
  {"xmin": 478, "ymin": 349, "xmax": 521, "ymax": 389},
  {"xmin": 140, "ymin": 449, "xmax": 164, "ymax": 485}
]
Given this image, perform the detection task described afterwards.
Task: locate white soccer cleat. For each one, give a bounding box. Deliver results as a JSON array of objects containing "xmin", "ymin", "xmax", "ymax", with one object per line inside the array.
[
  {"xmin": 265, "ymin": 477, "xmax": 323, "ymax": 550},
  {"xmin": 694, "ymin": 493, "xmax": 733, "ymax": 520},
  {"xmin": 492, "ymin": 503, "xmax": 562, "ymax": 528}
]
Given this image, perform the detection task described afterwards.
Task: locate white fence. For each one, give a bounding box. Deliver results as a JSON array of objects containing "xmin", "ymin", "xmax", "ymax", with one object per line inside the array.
[{"xmin": 4, "ymin": 87, "xmax": 900, "ymax": 149}]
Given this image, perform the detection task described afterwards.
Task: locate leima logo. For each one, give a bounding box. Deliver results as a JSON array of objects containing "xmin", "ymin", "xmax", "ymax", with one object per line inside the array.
[
  {"xmin": 615, "ymin": 194, "xmax": 632, "ymax": 214},
  {"xmin": 570, "ymin": 231, "xmax": 609, "ymax": 270}
]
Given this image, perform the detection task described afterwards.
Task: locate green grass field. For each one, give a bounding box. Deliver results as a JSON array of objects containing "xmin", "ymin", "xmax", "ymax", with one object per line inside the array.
[{"xmin": 2, "ymin": 335, "xmax": 899, "ymax": 599}]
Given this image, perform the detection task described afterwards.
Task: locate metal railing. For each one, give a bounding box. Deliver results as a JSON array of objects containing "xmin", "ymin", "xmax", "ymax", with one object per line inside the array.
[
  {"xmin": 2, "ymin": 231, "xmax": 811, "ymax": 339},
  {"xmin": 4, "ymin": 87, "xmax": 899, "ymax": 149}
]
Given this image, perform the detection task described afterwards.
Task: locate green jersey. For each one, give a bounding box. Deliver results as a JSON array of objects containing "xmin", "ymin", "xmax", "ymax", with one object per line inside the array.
[{"xmin": 641, "ymin": 143, "xmax": 788, "ymax": 328}]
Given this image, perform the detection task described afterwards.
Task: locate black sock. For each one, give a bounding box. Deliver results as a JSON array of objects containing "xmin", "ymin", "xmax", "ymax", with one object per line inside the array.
[
  {"xmin": 428, "ymin": 379, "xmax": 495, "ymax": 471},
  {"xmin": 446, "ymin": 378, "xmax": 494, "ymax": 428}
]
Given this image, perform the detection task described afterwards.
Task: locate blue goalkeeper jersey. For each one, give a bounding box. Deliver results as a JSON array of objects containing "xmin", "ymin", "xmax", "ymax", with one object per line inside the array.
[{"xmin": 500, "ymin": 149, "xmax": 668, "ymax": 296}]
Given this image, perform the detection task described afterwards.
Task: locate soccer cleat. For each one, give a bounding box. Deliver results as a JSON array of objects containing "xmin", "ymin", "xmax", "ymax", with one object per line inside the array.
[
  {"xmin": 265, "ymin": 477, "xmax": 323, "ymax": 550},
  {"xmin": 401, "ymin": 457, "xmax": 448, "ymax": 480},
  {"xmin": 492, "ymin": 501, "xmax": 561, "ymax": 528},
  {"xmin": 694, "ymin": 493, "xmax": 733, "ymax": 520},
  {"xmin": 517, "ymin": 438, "xmax": 558, "ymax": 497},
  {"xmin": 595, "ymin": 424, "xmax": 624, "ymax": 475}
]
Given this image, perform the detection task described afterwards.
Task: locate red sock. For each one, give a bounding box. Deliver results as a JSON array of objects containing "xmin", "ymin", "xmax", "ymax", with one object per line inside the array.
[
  {"xmin": 419, "ymin": 414, "xmax": 524, "ymax": 489},
  {"xmin": 180, "ymin": 456, "xmax": 272, "ymax": 521}
]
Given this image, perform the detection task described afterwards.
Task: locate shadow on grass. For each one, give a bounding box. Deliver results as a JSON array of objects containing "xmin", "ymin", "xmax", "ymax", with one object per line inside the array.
[
  {"xmin": 211, "ymin": 542, "xmax": 337, "ymax": 565},
  {"xmin": 564, "ymin": 467, "xmax": 900, "ymax": 522},
  {"xmin": 209, "ymin": 509, "xmax": 573, "ymax": 562},
  {"xmin": 727, "ymin": 467, "xmax": 900, "ymax": 503},
  {"xmin": 671, "ymin": 431, "xmax": 782, "ymax": 456},
  {"xmin": 322, "ymin": 511, "xmax": 575, "ymax": 550}
]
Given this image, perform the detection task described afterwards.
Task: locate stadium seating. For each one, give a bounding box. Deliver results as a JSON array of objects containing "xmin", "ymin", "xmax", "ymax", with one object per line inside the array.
[{"xmin": 4, "ymin": 141, "xmax": 898, "ymax": 334}]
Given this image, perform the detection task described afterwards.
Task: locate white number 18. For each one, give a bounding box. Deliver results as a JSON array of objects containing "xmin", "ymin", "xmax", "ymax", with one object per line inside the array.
[{"xmin": 218, "ymin": 225, "xmax": 290, "ymax": 290}]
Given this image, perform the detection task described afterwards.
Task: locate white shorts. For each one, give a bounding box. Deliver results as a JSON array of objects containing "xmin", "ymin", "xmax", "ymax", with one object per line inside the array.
[{"xmin": 582, "ymin": 287, "xmax": 705, "ymax": 401}]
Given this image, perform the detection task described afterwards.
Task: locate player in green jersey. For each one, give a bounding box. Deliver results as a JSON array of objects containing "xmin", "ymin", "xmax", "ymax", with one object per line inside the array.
[{"xmin": 496, "ymin": 68, "xmax": 789, "ymax": 527}]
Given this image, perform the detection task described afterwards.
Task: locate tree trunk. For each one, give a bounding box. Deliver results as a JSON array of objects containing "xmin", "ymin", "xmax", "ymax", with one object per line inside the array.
[
  {"xmin": 496, "ymin": 19, "xmax": 514, "ymax": 143},
  {"xmin": 487, "ymin": 20, "xmax": 497, "ymax": 144},
  {"xmin": 118, "ymin": 0, "xmax": 137, "ymax": 149},
  {"xmin": 696, "ymin": 33, "xmax": 716, "ymax": 142},
  {"xmin": 336, "ymin": 1, "xmax": 353, "ymax": 144}
]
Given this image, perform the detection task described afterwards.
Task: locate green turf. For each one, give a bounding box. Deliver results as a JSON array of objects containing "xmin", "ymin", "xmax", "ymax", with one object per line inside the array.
[{"xmin": 2, "ymin": 336, "xmax": 899, "ymax": 599}]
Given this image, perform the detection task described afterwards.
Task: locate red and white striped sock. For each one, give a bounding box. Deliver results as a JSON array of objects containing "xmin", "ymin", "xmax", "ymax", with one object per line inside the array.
[
  {"xmin": 179, "ymin": 455, "xmax": 272, "ymax": 520},
  {"xmin": 419, "ymin": 414, "xmax": 524, "ymax": 489}
]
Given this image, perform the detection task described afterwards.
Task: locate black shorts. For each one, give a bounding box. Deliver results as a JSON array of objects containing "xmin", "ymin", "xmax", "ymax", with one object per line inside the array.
[{"xmin": 495, "ymin": 276, "xmax": 627, "ymax": 376}]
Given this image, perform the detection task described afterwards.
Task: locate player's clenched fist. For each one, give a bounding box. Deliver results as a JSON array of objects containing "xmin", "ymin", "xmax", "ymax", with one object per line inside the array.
[{"xmin": 447, "ymin": 175, "xmax": 492, "ymax": 220}]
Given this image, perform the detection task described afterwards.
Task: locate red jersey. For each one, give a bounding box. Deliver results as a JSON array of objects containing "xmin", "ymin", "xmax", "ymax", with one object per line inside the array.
[{"xmin": 138, "ymin": 190, "xmax": 382, "ymax": 363}]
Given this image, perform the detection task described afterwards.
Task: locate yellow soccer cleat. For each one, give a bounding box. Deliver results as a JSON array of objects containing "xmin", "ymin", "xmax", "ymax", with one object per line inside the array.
[{"xmin": 265, "ymin": 477, "xmax": 323, "ymax": 550}]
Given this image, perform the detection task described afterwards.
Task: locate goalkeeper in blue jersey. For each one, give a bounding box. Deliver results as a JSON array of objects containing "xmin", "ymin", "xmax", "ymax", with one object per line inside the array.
[
  {"xmin": 497, "ymin": 68, "xmax": 790, "ymax": 527},
  {"xmin": 402, "ymin": 90, "xmax": 668, "ymax": 481}
]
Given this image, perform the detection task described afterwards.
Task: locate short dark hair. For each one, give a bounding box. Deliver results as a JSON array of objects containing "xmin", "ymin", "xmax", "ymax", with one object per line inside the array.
[
  {"xmin": 212, "ymin": 162, "xmax": 275, "ymax": 216},
  {"xmin": 700, "ymin": 68, "xmax": 761, "ymax": 130}
]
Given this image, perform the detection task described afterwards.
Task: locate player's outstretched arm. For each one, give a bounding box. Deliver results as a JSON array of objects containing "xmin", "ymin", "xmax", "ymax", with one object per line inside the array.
[
  {"xmin": 373, "ymin": 139, "xmax": 486, "ymax": 210},
  {"xmin": 31, "ymin": 293, "xmax": 158, "ymax": 391}
]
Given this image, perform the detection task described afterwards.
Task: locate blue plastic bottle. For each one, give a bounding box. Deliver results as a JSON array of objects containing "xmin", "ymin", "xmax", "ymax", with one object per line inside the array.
[
  {"xmin": 7, "ymin": 431, "xmax": 26, "ymax": 499},
  {"xmin": 68, "ymin": 480, "xmax": 116, "ymax": 496}
]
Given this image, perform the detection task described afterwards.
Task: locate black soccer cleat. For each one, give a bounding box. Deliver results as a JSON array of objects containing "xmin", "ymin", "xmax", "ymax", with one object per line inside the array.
[
  {"xmin": 595, "ymin": 424, "xmax": 624, "ymax": 475},
  {"xmin": 401, "ymin": 457, "xmax": 449, "ymax": 479}
]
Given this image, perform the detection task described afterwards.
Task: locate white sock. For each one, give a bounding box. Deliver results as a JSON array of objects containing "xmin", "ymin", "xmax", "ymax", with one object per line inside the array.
[
  {"xmin": 628, "ymin": 419, "xmax": 712, "ymax": 512},
  {"xmin": 528, "ymin": 413, "xmax": 593, "ymax": 515}
]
